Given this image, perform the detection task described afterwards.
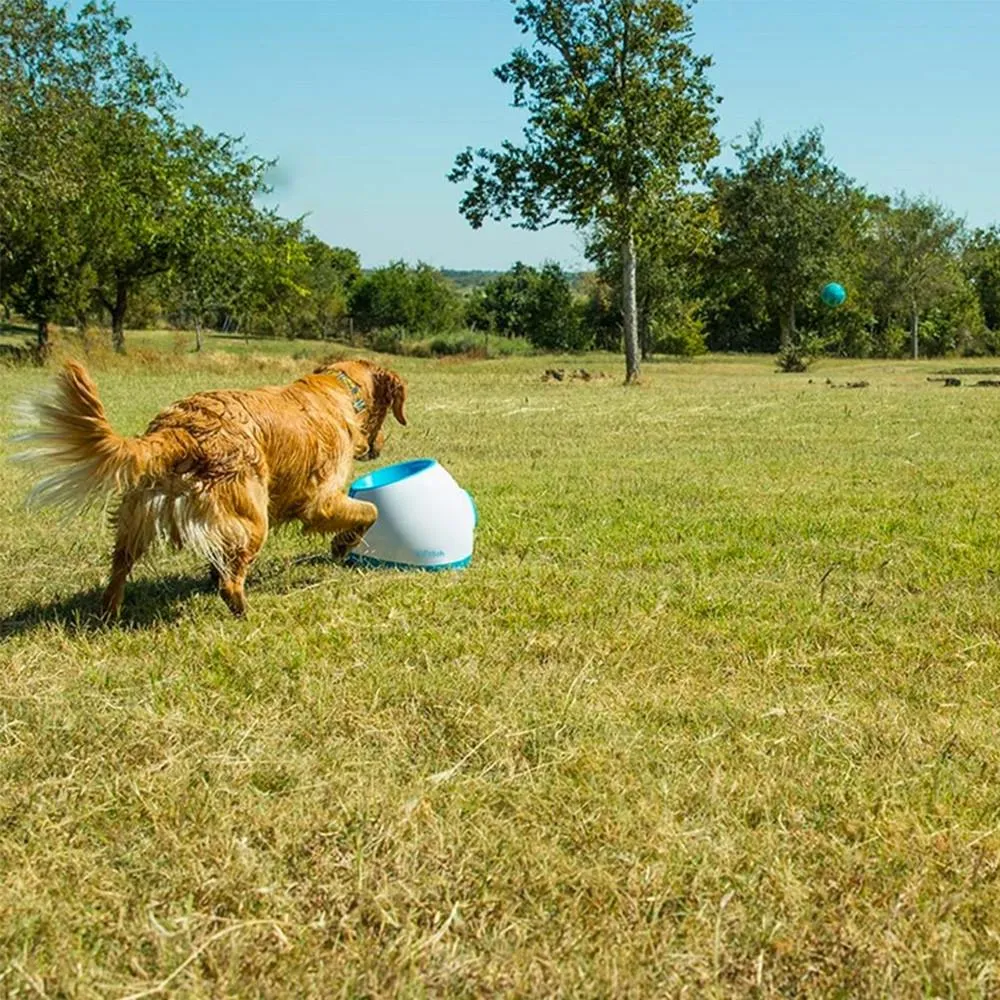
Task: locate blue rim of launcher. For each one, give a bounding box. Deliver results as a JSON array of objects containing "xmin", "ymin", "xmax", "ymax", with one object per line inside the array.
[{"xmin": 345, "ymin": 458, "xmax": 477, "ymax": 571}]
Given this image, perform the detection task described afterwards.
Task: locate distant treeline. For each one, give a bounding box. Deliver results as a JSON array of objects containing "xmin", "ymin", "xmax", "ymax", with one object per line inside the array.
[
  {"xmin": 438, "ymin": 269, "xmax": 589, "ymax": 294},
  {"xmin": 3, "ymin": 2, "xmax": 999, "ymax": 359}
]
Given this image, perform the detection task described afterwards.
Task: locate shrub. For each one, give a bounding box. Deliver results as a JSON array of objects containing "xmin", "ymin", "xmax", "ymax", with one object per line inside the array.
[
  {"xmin": 776, "ymin": 332, "xmax": 825, "ymax": 372},
  {"xmin": 961, "ymin": 327, "xmax": 1000, "ymax": 357},
  {"xmin": 648, "ymin": 303, "xmax": 707, "ymax": 357},
  {"xmin": 428, "ymin": 334, "xmax": 475, "ymax": 356},
  {"xmin": 775, "ymin": 345, "xmax": 811, "ymax": 372},
  {"xmin": 367, "ymin": 326, "xmax": 407, "ymax": 354},
  {"xmin": 871, "ymin": 325, "xmax": 908, "ymax": 358},
  {"xmin": 422, "ymin": 331, "xmax": 533, "ymax": 358},
  {"xmin": 654, "ymin": 326, "xmax": 706, "ymax": 357},
  {"xmin": 920, "ymin": 290, "xmax": 986, "ymax": 357}
]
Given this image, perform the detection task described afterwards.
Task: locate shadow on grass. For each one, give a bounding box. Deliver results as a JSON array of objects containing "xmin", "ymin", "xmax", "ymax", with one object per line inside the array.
[
  {"xmin": 0, "ymin": 554, "xmax": 358, "ymax": 638},
  {"xmin": 0, "ymin": 573, "xmax": 216, "ymax": 637},
  {"xmin": 1, "ymin": 321, "xmax": 35, "ymax": 336}
]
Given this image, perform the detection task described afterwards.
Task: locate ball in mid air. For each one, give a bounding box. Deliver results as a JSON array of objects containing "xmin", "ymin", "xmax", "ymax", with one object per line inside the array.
[{"xmin": 821, "ymin": 282, "xmax": 847, "ymax": 307}]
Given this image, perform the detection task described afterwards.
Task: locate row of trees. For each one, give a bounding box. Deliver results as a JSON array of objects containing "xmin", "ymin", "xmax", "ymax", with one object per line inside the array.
[
  {"xmin": 434, "ymin": 151, "xmax": 1000, "ymax": 363},
  {"xmin": 698, "ymin": 126, "xmax": 999, "ymax": 360},
  {"xmin": 324, "ymin": 259, "xmax": 593, "ymax": 353},
  {"xmin": 450, "ymin": 0, "xmax": 1000, "ymax": 375},
  {"xmin": 4, "ymin": 0, "xmax": 1000, "ymax": 367},
  {"xmin": 604, "ymin": 126, "xmax": 1000, "ymax": 361},
  {"xmin": 0, "ymin": 0, "xmax": 366, "ymax": 351}
]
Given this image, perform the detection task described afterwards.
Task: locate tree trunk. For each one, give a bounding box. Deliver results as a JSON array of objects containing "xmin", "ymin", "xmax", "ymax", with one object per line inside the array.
[
  {"xmin": 638, "ymin": 301, "xmax": 650, "ymax": 361},
  {"xmin": 911, "ymin": 302, "xmax": 919, "ymax": 360},
  {"xmin": 779, "ymin": 300, "xmax": 796, "ymax": 351},
  {"xmin": 194, "ymin": 317, "xmax": 203, "ymax": 352},
  {"xmin": 110, "ymin": 280, "xmax": 128, "ymax": 354},
  {"xmin": 36, "ymin": 318, "xmax": 49, "ymax": 351},
  {"xmin": 622, "ymin": 229, "xmax": 640, "ymax": 383}
]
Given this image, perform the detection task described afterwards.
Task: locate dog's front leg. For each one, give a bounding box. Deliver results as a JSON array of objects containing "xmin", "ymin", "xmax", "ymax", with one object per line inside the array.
[{"xmin": 300, "ymin": 492, "xmax": 378, "ymax": 560}]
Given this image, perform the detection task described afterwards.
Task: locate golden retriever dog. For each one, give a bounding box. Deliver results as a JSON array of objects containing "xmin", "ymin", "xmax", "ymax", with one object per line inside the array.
[{"xmin": 15, "ymin": 358, "xmax": 407, "ymax": 617}]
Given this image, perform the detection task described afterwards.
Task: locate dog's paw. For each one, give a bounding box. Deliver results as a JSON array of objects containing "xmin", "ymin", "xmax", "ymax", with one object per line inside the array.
[{"xmin": 330, "ymin": 532, "xmax": 361, "ymax": 562}]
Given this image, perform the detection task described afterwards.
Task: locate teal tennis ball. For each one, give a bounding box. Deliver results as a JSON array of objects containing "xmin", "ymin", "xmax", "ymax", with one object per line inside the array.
[{"xmin": 821, "ymin": 282, "xmax": 846, "ymax": 307}]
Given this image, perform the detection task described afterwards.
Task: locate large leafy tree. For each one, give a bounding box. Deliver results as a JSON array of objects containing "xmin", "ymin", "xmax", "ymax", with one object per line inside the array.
[
  {"xmin": 589, "ymin": 190, "xmax": 715, "ymax": 357},
  {"xmin": 465, "ymin": 262, "xmax": 540, "ymax": 338},
  {"xmin": 83, "ymin": 114, "xmax": 275, "ymax": 351},
  {"xmin": 962, "ymin": 226, "xmax": 1000, "ymax": 334},
  {"xmin": 1, "ymin": 0, "xmax": 291, "ymax": 353},
  {"xmin": 523, "ymin": 261, "xmax": 585, "ymax": 350},
  {"xmin": 0, "ymin": 118, "xmax": 91, "ymax": 347},
  {"xmin": 224, "ymin": 213, "xmax": 311, "ymax": 340},
  {"xmin": 159, "ymin": 133, "xmax": 286, "ymax": 350},
  {"xmin": 450, "ymin": 0, "xmax": 719, "ymax": 382},
  {"xmin": 710, "ymin": 125, "xmax": 861, "ymax": 353},
  {"xmin": 864, "ymin": 195, "xmax": 965, "ymax": 359},
  {"xmin": 298, "ymin": 236, "xmax": 361, "ymax": 340},
  {"xmin": 0, "ymin": 0, "xmax": 182, "ymax": 348}
]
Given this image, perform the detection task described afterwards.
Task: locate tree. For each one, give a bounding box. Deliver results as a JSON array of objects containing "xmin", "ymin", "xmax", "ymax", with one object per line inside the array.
[
  {"xmin": 577, "ymin": 271, "xmax": 621, "ymax": 351},
  {"xmin": 589, "ymin": 190, "xmax": 715, "ymax": 357},
  {"xmin": 298, "ymin": 236, "xmax": 361, "ymax": 339},
  {"xmin": 963, "ymin": 226, "xmax": 1000, "ymax": 333},
  {"xmin": 159, "ymin": 144, "xmax": 263, "ymax": 350},
  {"xmin": 0, "ymin": 134, "xmax": 92, "ymax": 349},
  {"xmin": 466, "ymin": 262, "xmax": 539, "ymax": 338},
  {"xmin": 469, "ymin": 261, "xmax": 586, "ymax": 349},
  {"xmin": 349, "ymin": 262, "xmax": 462, "ymax": 336},
  {"xmin": 1, "ymin": 0, "xmax": 286, "ymax": 353},
  {"xmin": 226, "ymin": 213, "xmax": 311, "ymax": 339},
  {"xmin": 709, "ymin": 124, "xmax": 861, "ymax": 353},
  {"xmin": 450, "ymin": 0, "xmax": 719, "ymax": 382},
  {"xmin": 0, "ymin": 0, "xmax": 182, "ymax": 349},
  {"xmin": 864, "ymin": 195, "xmax": 965, "ymax": 359},
  {"xmin": 81, "ymin": 111, "xmax": 281, "ymax": 352}
]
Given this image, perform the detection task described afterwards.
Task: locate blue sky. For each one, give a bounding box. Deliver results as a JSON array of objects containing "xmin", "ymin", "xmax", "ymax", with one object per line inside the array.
[{"xmin": 113, "ymin": 0, "xmax": 1000, "ymax": 271}]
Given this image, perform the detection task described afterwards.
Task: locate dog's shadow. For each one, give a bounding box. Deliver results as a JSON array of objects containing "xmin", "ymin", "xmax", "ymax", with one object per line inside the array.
[
  {"xmin": 0, "ymin": 554, "xmax": 358, "ymax": 638},
  {"xmin": 0, "ymin": 574, "xmax": 215, "ymax": 637}
]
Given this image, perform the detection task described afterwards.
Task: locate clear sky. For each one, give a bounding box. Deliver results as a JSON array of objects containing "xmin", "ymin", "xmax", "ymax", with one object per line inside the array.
[{"xmin": 112, "ymin": 0, "xmax": 1000, "ymax": 271}]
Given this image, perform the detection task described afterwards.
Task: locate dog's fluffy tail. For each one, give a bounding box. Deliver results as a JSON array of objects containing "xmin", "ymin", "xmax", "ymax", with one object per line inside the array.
[{"xmin": 12, "ymin": 361, "xmax": 181, "ymax": 511}]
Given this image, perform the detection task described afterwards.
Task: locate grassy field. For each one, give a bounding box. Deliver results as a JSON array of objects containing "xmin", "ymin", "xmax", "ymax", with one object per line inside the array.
[{"xmin": 4, "ymin": 334, "xmax": 1000, "ymax": 996}]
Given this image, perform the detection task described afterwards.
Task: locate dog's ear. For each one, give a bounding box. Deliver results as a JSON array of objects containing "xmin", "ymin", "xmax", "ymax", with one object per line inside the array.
[{"xmin": 391, "ymin": 373, "xmax": 407, "ymax": 426}]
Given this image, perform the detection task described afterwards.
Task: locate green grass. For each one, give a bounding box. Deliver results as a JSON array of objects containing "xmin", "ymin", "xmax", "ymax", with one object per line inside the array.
[{"xmin": 4, "ymin": 340, "xmax": 1000, "ymax": 996}]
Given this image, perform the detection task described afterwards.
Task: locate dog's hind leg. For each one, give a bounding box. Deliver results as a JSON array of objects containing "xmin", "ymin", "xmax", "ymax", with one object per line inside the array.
[
  {"xmin": 102, "ymin": 543, "xmax": 141, "ymax": 619},
  {"xmin": 216, "ymin": 540, "xmax": 263, "ymax": 618},
  {"xmin": 214, "ymin": 484, "xmax": 269, "ymax": 618},
  {"xmin": 101, "ymin": 497, "xmax": 154, "ymax": 619}
]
